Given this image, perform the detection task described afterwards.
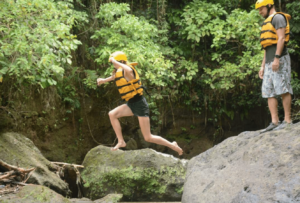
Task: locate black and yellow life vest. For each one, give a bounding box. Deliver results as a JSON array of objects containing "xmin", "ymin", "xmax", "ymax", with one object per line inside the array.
[
  {"xmin": 115, "ymin": 63, "xmax": 143, "ymax": 101},
  {"xmin": 260, "ymin": 12, "xmax": 291, "ymax": 49}
]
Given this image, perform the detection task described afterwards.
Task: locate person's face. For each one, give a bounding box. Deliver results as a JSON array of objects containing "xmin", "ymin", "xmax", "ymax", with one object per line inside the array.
[{"xmin": 258, "ymin": 5, "xmax": 268, "ymax": 19}]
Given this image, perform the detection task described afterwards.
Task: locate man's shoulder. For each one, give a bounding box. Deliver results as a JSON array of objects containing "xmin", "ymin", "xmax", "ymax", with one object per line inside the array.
[
  {"xmin": 271, "ymin": 13, "xmax": 287, "ymax": 29},
  {"xmin": 273, "ymin": 13, "xmax": 286, "ymax": 21}
]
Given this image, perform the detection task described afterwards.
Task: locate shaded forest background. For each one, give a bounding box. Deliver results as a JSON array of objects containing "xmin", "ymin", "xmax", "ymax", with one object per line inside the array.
[{"xmin": 0, "ymin": 0, "xmax": 299, "ymax": 163}]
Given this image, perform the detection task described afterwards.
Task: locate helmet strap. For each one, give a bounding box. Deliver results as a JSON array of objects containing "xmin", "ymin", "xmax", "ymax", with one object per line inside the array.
[{"xmin": 266, "ymin": 4, "xmax": 273, "ymax": 17}]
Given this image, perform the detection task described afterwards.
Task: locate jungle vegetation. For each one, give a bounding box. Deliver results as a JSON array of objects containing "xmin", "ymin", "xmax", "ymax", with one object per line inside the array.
[{"xmin": 1, "ymin": 0, "xmax": 300, "ymax": 142}]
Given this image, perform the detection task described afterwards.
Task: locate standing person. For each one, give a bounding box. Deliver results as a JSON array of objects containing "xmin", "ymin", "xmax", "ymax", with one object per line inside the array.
[
  {"xmin": 97, "ymin": 51, "xmax": 183, "ymax": 155},
  {"xmin": 256, "ymin": 0, "xmax": 293, "ymax": 133}
]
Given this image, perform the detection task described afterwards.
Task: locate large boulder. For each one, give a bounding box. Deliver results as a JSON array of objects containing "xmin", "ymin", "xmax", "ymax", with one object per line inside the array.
[
  {"xmin": 0, "ymin": 132, "xmax": 70, "ymax": 196},
  {"xmin": 182, "ymin": 122, "xmax": 300, "ymax": 203},
  {"xmin": 81, "ymin": 146, "xmax": 187, "ymax": 201}
]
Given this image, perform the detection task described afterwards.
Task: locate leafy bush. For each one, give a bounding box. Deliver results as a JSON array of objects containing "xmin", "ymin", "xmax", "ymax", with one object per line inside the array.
[
  {"xmin": 87, "ymin": 3, "xmax": 173, "ymax": 89},
  {"xmin": 0, "ymin": 0, "xmax": 88, "ymax": 88}
]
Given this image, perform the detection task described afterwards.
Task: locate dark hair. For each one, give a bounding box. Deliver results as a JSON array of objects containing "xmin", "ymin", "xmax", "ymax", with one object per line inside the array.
[{"xmin": 118, "ymin": 60, "xmax": 127, "ymax": 64}]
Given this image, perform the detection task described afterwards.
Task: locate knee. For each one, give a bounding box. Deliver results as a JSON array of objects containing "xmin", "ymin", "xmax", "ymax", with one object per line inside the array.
[
  {"xmin": 144, "ymin": 135, "xmax": 153, "ymax": 142},
  {"xmin": 108, "ymin": 110, "xmax": 116, "ymax": 119}
]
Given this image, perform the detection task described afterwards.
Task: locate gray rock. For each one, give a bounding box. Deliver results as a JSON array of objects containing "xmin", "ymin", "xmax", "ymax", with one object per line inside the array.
[
  {"xmin": 81, "ymin": 146, "xmax": 187, "ymax": 201},
  {"xmin": 182, "ymin": 122, "xmax": 300, "ymax": 203},
  {"xmin": 0, "ymin": 132, "xmax": 70, "ymax": 196}
]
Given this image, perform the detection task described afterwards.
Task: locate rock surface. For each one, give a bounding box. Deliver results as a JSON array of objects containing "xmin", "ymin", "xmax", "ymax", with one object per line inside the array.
[
  {"xmin": 81, "ymin": 146, "xmax": 187, "ymax": 201},
  {"xmin": 0, "ymin": 185, "xmax": 110, "ymax": 203},
  {"xmin": 182, "ymin": 122, "xmax": 300, "ymax": 203},
  {"xmin": 0, "ymin": 132, "xmax": 70, "ymax": 196},
  {"xmin": 0, "ymin": 185, "xmax": 69, "ymax": 203},
  {"xmin": 93, "ymin": 194, "xmax": 123, "ymax": 203}
]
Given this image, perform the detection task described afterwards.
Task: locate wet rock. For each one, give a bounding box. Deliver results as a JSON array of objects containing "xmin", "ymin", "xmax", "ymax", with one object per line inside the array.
[
  {"xmin": 81, "ymin": 146, "xmax": 187, "ymax": 201},
  {"xmin": 0, "ymin": 132, "xmax": 70, "ymax": 196},
  {"xmin": 182, "ymin": 122, "xmax": 300, "ymax": 203}
]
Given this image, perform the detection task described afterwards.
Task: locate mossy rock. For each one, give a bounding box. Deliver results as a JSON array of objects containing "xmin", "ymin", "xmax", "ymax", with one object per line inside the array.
[
  {"xmin": 0, "ymin": 185, "xmax": 101, "ymax": 203},
  {"xmin": 81, "ymin": 146, "xmax": 187, "ymax": 201},
  {"xmin": 0, "ymin": 185, "xmax": 69, "ymax": 203},
  {"xmin": 0, "ymin": 132, "xmax": 70, "ymax": 196}
]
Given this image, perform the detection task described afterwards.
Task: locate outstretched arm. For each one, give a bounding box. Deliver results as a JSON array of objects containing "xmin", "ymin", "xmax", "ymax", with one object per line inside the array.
[{"xmin": 97, "ymin": 75, "xmax": 115, "ymax": 86}]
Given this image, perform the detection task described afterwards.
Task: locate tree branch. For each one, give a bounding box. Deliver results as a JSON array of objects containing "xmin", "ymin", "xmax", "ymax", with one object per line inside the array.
[{"xmin": 0, "ymin": 159, "xmax": 35, "ymax": 173}]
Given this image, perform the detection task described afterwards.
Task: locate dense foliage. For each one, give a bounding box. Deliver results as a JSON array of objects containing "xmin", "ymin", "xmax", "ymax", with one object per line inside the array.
[
  {"xmin": 0, "ymin": 0, "xmax": 88, "ymax": 87},
  {"xmin": 1, "ymin": 0, "xmax": 299, "ymax": 138}
]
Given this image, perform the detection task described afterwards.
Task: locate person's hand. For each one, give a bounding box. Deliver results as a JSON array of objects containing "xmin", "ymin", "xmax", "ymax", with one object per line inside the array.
[
  {"xmin": 108, "ymin": 57, "xmax": 114, "ymax": 63},
  {"xmin": 97, "ymin": 78, "xmax": 106, "ymax": 86},
  {"xmin": 272, "ymin": 58, "xmax": 279, "ymax": 72},
  {"xmin": 259, "ymin": 67, "xmax": 264, "ymax": 79}
]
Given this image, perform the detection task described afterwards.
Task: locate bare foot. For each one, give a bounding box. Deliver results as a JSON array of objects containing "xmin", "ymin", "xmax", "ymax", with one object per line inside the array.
[
  {"xmin": 171, "ymin": 141, "xmax": 183, "ymax": 156},
  {"xmin": 111, "ymin": 142, "xmax": 126, "ymax": 151}
]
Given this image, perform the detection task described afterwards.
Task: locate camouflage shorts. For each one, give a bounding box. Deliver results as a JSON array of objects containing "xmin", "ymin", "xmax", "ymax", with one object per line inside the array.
[{"xmin": 262, "ymin": 54, "xmax": 293, "ymax": 98}]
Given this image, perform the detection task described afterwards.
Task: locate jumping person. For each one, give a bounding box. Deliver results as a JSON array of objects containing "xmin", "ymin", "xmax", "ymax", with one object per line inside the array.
[
  {"xmin": 255, "ymin": 0, "xmax": 293, "ymax": 133},
  {"xmin": 97, "ymin": 51, "xmax": 183, "ymax": 155}
]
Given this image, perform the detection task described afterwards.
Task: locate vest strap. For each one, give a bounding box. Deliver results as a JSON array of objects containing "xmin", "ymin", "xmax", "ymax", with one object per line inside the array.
[
  {"xmin": 262, "ymin": 21, "xmax": 271, "ymax": 26},
  {"xmin": 260, "ymin": 37, "xmax": 276, "ymax": 42},
  {"xmin": 117, "ymin": 80, "xmax": 140, "ymax": 89},
  {"xmin": 260, "ymin": 30, "xmax": 276, "ymax": 34},
  {"xmin": 120, "ymin": 87, "xmax": 142, "ymax": 96}
]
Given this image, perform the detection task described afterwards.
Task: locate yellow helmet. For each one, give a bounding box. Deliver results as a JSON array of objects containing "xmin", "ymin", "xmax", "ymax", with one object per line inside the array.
[
  {"xmin": 109, "ymin": 51, "xmax": 127, "ymax": 62},
  {"xmin": 255, "ymin": 0, "xmax": 274, "ymax": 9}
]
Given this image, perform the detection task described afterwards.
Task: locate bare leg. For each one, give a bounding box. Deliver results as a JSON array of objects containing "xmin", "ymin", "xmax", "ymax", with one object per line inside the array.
[
  {"xmin": 281, "ymin": 92, "xmax": 292, "ymax": 123},
  {"xmin": 108, "ymin": 104, "xmax": 134, "ymax": 151},
  {"xmin": 138, "ymin": 116, "xmax": 183, "ymax": 155},
  {"xmin": 268, "ymin": 97, "xmax": 279, "ymax": 124}
]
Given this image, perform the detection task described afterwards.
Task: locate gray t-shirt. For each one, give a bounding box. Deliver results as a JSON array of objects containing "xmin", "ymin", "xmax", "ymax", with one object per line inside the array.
[{"xmin": 265, "ymin": 13, "xmax": 288, "ymax": 64}]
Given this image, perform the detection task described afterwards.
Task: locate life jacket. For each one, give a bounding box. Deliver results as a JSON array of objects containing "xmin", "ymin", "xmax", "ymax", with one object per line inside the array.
[
  {"xmin": 260, "ymin": 12, "xmax": 291, "ymax": 49},
  {"xmin": 115, "ymin": 62, "xmax": 143, "ymax": 101}
]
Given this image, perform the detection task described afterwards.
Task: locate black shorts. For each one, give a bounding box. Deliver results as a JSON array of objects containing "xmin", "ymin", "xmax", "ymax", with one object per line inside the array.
[{"xmin": 127, "ymin": 95, "xmax": 149, "ymax": 117}]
